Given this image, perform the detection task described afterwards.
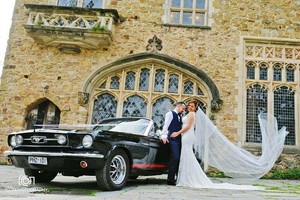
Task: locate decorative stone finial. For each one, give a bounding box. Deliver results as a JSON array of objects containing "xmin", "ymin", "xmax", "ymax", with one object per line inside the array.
[{"xmin": 146, "ymin": 35, "xmax": 162, "ymax": 53}]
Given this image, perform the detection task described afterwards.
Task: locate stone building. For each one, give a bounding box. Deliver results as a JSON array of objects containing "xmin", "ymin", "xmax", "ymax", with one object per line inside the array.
[{"xmin": 0, "ymin": 0, "xmax": 299, "ymax": 167}]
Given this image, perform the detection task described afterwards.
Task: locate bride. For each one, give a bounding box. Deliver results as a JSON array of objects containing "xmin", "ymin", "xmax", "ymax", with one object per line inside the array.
[{"xmin": 170, "ymin": 99, "xmax": 288, "ymax": 190}]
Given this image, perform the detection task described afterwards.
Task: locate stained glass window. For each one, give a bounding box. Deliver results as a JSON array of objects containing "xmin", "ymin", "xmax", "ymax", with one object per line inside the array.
[
  {"xmin": 152, "ymin": 97, "xmax": 175, "ymax": 131},
  {"xmin": 274, "ymin": 86, "xmax": 295, "ymax": 145},
  {"xmin": 122, "ymin": 96, "xmax": 147, "ymax": 117},
  {"xmin": 168, "ymin": 74, "xmax": 179, "ymax": 93},
  {"xmin": 259, "ymin": 63, "xmax": 268, "ymax": 80},
  {"xmin": 92, "ymin": 94, "xmax": 117, "ymax": 124},
  {"xmin": 110, "ymin": 76, "xmax": 120, "ymax": 89},
  {"xmin": 286, "ymin": 66, "xmax": 294, "ymax": 82},
  {"xmin": 184, "ymin": 81, "xmax": 194, "ymax": 94},
  {"xmin": 125, "ymin": 71, "xmax": 135, "ymax": 90},
  {"xmin": 273, "ymin": 64, "xmax": 282, "ymax": 81},
  {"xmin": 246, "ymin": 62, "xmax": 255, "ymax": 79},
  {"xmin": 246, "ymin": 85, "xmax": 268, "ymax": 143},
  {"xmin": 154, "ymin": 69, "xmax": 165, "ymax": 92},
  {"xmin": 139, "ymin": 68, "xmax": 150, "ymax": 91}
]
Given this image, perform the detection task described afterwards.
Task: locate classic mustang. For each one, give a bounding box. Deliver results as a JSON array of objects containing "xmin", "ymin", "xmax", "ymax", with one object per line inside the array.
[{"xmin": 4, "ymin": 118, "xmax": 170, "ymax": 190}]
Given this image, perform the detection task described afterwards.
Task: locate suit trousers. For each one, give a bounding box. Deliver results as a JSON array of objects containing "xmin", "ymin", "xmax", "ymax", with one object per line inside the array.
[{"xmin": 167, "ymin": 137, "xmax": 181, "ymax": 182}]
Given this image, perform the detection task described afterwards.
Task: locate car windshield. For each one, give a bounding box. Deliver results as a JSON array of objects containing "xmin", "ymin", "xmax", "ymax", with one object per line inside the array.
[{"xmin": 93, "ymin": 118, "xmax": 151, "ymax": 135}]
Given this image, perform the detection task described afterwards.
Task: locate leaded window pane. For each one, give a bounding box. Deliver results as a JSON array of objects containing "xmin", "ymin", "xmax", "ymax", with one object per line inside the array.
[
  {"xmin": 198, "ymin": 101, "xmax": 206, "ymax": 113},
  {"xmin": 246, "ymin": 62, "xmax": 255, "ymax": 79},
  {"xmin": 196, "ymin": 0, "xmax": 206, "ymax": 9},
  {"xmin": 286, "ymin": 67, "xmax": 294, "ymax": 82},
  {"xmin": 154, "ymin": 69, "xmax": 165, "ymax": 92},
  {"xmin": 122, "ymin": 96, "xmax": 147, "ymax": 117},
  {"xmin": 246, "ymin": 85, "xmax": 268, "ymax": 143},
  {"xmin": 195, "ymin": 13, "xmax": 205, "ymax": 26},
  {"xmin": 92, "ymin": 94, "xmax": 117, "ymax": 124},
  {"xmin": 184, "ymin": 81, "xmax": 194, "ymax": 94},
  {"xmin": 183, "ymin": 0, "xmax": 193, "ymax": 8},
  {"xmin": 259, "ymin": 64, "xmax": 268, "ymax": 80},
  {"xmin": 83, "ymin": 0, "xmax": 102, "ymax": 8},
  {"xmin": 273, "ymin": 64, "xmax": 282, "ymax": 81},
  {"xmin": 171, "ymin": 0, "xmax": 181, "ymax": 7},
  {"xmin": 168, "ymin": 74, "xmax": 179, "ymax": 93},
  {"xmin": 152, "ymin": 97, "xmax": 175, "ymax": 131},
  {"xmin": 139, "ymin": 68, "xmax": 150, "ymax": 91},
  {"xmin": 183, "ymin": 12, "xmax": 193, "ymax": 25},
  {"xmin": 170, "ymin": 11, "xmax": 180, "ymax": 24},
  {"xmin": 274, "ymin": 86, "xmax": 295, "ymax": 145},
  {"xmin": 58, "ymin": 0, "xmax": 78, "ymax": 7},
  {"xmin": 198, "ymin": 87, "xmax": 204, "ymax": 95},
  {"xmin": 125, "ymin": 71, "xmax": 135, "ymax": 90},
  {"xmin": 110, "ymin": 76, "xmax": 120, "ymax": 89}
]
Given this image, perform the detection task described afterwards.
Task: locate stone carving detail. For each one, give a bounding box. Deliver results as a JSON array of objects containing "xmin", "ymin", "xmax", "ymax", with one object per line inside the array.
[
  {"xmin": 211, "ymin": 99, "xmax": 223, "ymax": 111},
  {"xmin": 245, "ymin": 44, "xmax": 300, "ymax": 60},
  {"xmin": 78, "ymin": 92, "xmax": 89, "ymax": 104},
  {"xmin": 146, "ymin": 35, "xmax": 163, "ymax": 53}
]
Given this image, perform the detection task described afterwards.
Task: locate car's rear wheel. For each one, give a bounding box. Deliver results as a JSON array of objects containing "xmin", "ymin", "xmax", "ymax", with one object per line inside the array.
[
  {"xmin": 24, "ymin": 169, "xmax": 57, "ymax": 183},
  {"xmin": 96, "ymin": 149, "xmax": 129, "ymax": 191}
]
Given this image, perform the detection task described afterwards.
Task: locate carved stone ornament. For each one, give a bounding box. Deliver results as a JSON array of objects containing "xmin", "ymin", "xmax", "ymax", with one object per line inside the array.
[
  {"xmin": 146, "ymin": 35, "xmax": 163, "ymax": 53},
  {"xmin": 78, "ymin": 92, "xmax": 90, "ymax": 105},
  {"xmin": 211, "ymin": 99, "xmax": 223, "ymax": 111}
]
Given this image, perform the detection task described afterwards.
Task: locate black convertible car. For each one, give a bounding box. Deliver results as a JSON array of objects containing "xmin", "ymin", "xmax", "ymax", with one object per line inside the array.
[{"xmin": 4, "ymin": 118, "xmax": 170, "ymax": 190}]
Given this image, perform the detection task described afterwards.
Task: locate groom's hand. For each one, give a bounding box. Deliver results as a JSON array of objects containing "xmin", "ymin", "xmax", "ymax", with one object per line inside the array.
[
  {"xmin": 170, "ymin": 132, "xmax": 179, "ymax": 138},
  {"xmin": 161, "ymin": 137, "xmax": 168, "ymax": 144}
]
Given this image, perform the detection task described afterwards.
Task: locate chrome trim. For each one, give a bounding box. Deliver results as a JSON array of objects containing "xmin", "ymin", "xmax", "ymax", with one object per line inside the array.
[{"xmin": 4, "ymin": 150, "xmax": 104, "ymax": 159}]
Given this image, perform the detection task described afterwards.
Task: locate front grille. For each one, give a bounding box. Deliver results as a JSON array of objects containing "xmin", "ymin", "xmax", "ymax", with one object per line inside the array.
[{"xmin": 19, "ymin": 132, "xmax": 68, "ymax": 146}]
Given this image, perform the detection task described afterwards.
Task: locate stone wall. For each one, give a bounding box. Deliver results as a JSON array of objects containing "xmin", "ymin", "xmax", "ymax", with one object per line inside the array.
[{"xmin": 0, "ymin": 0, "xmax": 299, "ymax": 166}]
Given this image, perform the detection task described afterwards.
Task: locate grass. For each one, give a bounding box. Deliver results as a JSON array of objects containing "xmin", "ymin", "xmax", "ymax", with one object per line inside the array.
[{"xmin": 262, "ymin": 168, "xmax": 300, "ymax": 180}]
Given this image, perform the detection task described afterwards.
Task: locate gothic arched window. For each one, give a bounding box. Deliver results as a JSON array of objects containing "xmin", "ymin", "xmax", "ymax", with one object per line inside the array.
[{"xmin": 26, "ymin": 100, "xmax": 61, "ymax": 129}]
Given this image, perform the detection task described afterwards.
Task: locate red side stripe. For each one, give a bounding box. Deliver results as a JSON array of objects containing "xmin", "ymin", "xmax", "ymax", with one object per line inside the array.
[{"xmin": 132, "ymin": 164, "xmax": 167, "ymax": 169}]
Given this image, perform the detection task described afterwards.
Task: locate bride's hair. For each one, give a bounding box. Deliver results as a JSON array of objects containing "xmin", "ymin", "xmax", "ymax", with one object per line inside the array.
[{"xmin": 188, "ymin": 99, "xmax": 199, "ymax": 112}]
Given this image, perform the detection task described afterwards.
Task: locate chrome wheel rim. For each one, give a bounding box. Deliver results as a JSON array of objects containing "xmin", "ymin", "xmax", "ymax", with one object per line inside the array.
[{"xmin": 110, "ymin": 155, "xmax": 126, "ymax": 185}]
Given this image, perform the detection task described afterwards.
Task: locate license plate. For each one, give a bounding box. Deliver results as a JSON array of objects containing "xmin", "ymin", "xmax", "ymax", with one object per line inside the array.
[{"xmin": 28, "ymin": 156, "xmax": 47, "ymax": 165}]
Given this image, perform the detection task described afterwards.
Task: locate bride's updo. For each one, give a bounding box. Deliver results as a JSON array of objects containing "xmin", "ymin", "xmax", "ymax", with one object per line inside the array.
[{"xmin": 187, "ymin": 99, "xmax": 199, "ymax": 112}]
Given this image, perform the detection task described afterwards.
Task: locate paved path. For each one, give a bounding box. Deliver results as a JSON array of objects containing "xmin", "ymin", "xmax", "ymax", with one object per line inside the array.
[{"xmin": 0, "ymin": 165, "xmax": 299, "ymax": 200}]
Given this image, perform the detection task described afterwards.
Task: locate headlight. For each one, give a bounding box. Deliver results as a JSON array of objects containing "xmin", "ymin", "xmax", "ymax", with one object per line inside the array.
[
  {"xmin": 82, "ymin": 135, "xmax": 93, "ymax": 148},
  {"xmin": 56, "ymin": 134, "xmax": 67, "ymax": 145},
  {"xmin": 10, "ymin": 136, "xmax": 16, "ymax": 147},
  {"xmin": 16, "ymin": 135, "xmax": 23, "ymax": 145}
]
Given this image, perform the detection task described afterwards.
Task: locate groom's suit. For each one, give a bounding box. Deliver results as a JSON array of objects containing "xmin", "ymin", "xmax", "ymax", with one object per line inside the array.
[{"xmin": 162, "ymin": 110, "xmax": 182, "ymax": 183}]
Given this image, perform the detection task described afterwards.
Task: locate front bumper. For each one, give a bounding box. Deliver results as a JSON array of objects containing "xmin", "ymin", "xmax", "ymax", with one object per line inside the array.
[{"xmin": 4, "ymin": 150, "xmax": 105, "ymax": 171}]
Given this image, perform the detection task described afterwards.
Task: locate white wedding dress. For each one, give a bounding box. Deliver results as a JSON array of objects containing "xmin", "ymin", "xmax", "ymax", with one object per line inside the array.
[{"xmin": 176, "ymin": 112, "xmax": 263, "ymax": 190}]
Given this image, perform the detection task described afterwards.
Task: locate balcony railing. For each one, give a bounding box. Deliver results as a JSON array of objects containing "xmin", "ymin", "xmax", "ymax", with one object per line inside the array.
[{"xmin": 24, "ymin": 4, "xmax": 119, "ymax": 53}]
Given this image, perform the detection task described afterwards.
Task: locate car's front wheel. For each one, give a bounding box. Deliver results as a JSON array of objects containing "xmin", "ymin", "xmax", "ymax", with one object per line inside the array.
[
  {"xmin": 24, "ymin": 169, "xmax": 57, "ymax": 183},
  {"xmin": 96, "ymin": 149, "xmax": 130, "ymax": 191}
]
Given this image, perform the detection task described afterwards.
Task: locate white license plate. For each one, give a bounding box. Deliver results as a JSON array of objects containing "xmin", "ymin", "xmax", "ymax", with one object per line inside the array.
[{"xmin": 28, "ymin": 156, "xmax": 47, "ymax": 165}]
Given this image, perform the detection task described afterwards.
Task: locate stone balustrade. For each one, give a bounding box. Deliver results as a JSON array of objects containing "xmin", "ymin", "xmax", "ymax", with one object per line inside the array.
[{"xmin": 24, "ymin": 4, "xmax": 119, "ymax": 52}]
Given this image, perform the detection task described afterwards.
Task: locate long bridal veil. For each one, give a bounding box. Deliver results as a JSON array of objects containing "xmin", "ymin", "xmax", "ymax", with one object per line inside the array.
[{"xmin": 194, "ymin": 109, "xmax": 288, "ymax": 179}]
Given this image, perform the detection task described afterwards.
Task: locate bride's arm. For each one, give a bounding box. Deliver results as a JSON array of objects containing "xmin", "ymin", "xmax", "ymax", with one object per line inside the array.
[{"xmin": 170, "ymin": 112, "xmax": 195, "ymax": 137}]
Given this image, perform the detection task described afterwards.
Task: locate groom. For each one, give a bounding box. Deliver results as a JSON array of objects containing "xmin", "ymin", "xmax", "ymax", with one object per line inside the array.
[{"xmin": 161, "ymin": 102, "xmax": 186, "ymax": 185}]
